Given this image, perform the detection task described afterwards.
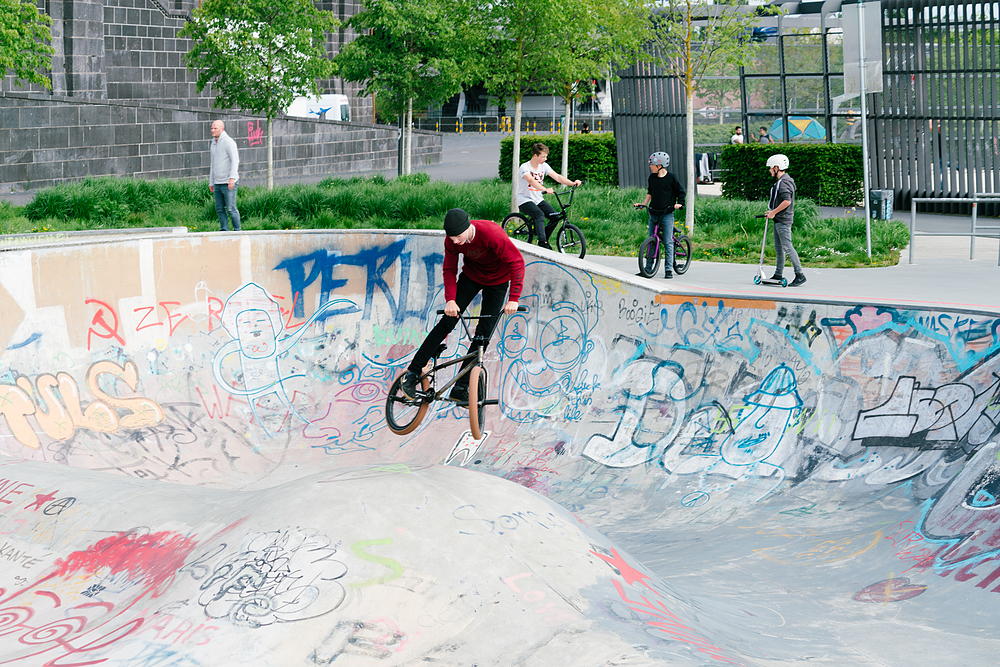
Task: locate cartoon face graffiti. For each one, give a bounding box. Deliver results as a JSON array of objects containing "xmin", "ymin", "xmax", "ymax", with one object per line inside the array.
[
  {"xmin": 720, "ymin": 364, "xmax": 803, "ymax": 467},
  {"xmin": 234, "ymin": 309, "xmax": 278, "ymax": 359}
]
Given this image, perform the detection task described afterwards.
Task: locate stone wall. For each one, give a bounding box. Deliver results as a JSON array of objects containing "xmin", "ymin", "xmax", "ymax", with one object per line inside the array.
[
  {"xmin": 4, "ymin": 0, "xmax": 373, "ymax": 121},
  {"xmin": 0, "ymin": 93, "xmax": 441, "ymax": 191}
]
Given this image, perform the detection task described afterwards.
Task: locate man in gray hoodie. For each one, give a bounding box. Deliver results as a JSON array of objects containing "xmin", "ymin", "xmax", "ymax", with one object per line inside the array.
[{"xmin": 209, "ymin": 120, "xmax": 242, "ymax": 231}]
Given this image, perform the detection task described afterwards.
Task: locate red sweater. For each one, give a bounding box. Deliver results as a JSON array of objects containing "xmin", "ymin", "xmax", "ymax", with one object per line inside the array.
[{"xmin": 443, "ymin": 220, "xmax": 525, "ymax": 302}]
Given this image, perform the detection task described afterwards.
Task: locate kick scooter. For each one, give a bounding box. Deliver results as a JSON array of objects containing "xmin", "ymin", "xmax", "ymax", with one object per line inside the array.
[{"xmin": 752, "ymin": 214, "xmax": 788, "ymax": 288}]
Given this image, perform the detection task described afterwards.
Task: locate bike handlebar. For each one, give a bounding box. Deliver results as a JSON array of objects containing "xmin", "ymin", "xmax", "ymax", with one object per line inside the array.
[{"xmin": 436, "ymin": 306, "xmax": 530, "ymax": 316}]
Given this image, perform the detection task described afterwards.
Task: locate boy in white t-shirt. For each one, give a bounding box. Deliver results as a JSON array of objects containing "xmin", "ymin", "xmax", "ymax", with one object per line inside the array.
[{"xmin": 516, "ymin": 143, "xmax": 581, "ymax": 250}]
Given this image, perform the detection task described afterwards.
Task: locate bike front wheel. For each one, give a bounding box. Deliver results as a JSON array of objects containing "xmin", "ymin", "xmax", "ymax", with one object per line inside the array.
[
  {"xmin": 557, "ymin": 223, "xmax": 586, "ymax": 259},
  {"xmin": 673, "ymin": 235, "xmax": 692, "ymax": 275},
  {"xmin": 385, "ymin": 373, "xmax": 431, "ymax": 435},
  {"xmin": 637, "ymin": 236, "xmax": 662, "ymax": 278},
  {"xmin": 468, "ymin": 366, "xmax": 488, "ymax": 440},
  {"xmin": 502, "ymin": 212, "xmax": 534, "ymax": 245}
]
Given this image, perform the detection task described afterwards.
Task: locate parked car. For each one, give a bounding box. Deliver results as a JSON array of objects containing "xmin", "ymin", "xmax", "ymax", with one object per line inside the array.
[{"xmin": 286, "ymin": 94, "xmax": 350, "ymax": 122}]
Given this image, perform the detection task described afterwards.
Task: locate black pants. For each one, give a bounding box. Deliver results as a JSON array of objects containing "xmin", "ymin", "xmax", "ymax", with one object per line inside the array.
[
  {"xmin": 407, "ymin": 273, "xmax": 510, "ymax": 386},
  {"xmin": 518, "ymin": 200, "xmax": 557, "ymax": 247}
]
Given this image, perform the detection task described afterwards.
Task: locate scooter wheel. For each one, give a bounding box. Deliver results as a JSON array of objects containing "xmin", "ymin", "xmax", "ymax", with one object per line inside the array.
[
  {"xmin": 781, "ymin": 278, "xmax": 788, "ymax": 287},
  {"xmin": 753, "ymin": 275, "xmax": 762, "ymax": 285}
]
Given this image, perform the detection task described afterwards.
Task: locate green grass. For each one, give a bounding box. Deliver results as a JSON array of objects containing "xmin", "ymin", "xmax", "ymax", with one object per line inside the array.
[{"xmin": 8, "ymin": 175, "xmax": 909, "ymax": 267}]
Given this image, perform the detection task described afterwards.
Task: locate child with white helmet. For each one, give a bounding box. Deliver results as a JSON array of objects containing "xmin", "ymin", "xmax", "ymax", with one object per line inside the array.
[
  {"xmin": 634, "ymin": 151, "xmax": 685, "ymax": 279},
  {"xmin": 764, "ymin": 154, "xmax": 806, "ymax": 287}
]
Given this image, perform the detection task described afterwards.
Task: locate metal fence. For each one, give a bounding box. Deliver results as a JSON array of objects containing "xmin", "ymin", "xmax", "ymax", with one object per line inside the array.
[
  {"xmin": 413, "ymin": 115, "xmax": 614, "ymax": 135},
  {"xmin": 877, "ymin": 0, "xmax": 1000, "ymax": 214},
  {"xmin": 909, "ymin": 194, "xmax": 1000, "ymax": 264},
  {"xmin": 613, "ymin": 0, "xmax": 1000, "ymax": 210}
]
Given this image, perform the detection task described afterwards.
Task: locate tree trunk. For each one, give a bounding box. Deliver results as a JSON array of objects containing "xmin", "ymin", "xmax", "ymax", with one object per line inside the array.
[
  {"xmin": 561, "ymin": 85, "xmax": 571, "ymax": 177},
  {"xmin": 405, "ymin": 98, "xmax": 413, "ymax": 175},
  {"xmin": 510, "ymin": 95, "xmax": 523, "ymax": 213},
  {"xmin": 266, "ymin": 118, "xmax": 274, "ymax": 191},
  {"xmin": 685, "ymin": 92, "xmax": 695, "ymax": 235}
]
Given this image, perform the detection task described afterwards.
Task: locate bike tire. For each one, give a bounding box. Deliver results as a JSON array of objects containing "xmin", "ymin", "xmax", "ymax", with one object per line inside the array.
[
  {"xmin": 673, "ymin": 235, "xmax": 692, "ymax": 275},
  {"xmin": 385, "ymin": 373, "xmax": 430, "ymax": 435},
  {"xmin": 467, "ymin": 366, "xmax": 488, "ymax": 440},
  {"xmin": 557, "ymin": 223, "xmax": 586, "ymax": 259},
  {"xmin": 637, "ymin": 237, "xmax": 662, "ymax": 278},
  {"xmin": 502, "ymin": 212, "xmax": 534, "ymax": 245}
]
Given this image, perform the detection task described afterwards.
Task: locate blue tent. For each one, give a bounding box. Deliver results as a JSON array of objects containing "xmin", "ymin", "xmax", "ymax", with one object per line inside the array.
[{"xmin": 768, "ymin": 116, "xmax": 827, "ymax": 141}]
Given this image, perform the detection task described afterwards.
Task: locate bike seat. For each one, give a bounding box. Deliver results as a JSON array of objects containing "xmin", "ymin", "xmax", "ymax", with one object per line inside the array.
[{"xmin": 434, "ymin": 343, "xmax": 447, "ymax": 358}]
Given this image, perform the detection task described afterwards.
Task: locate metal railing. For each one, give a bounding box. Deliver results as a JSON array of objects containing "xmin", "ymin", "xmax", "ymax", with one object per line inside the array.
[
  {"xmin": 412, "ymin": 115, "xmax": 613, "ymax": 134},
  {"xmin": 909, "ymin": 194, "xmax": 1000, "ymax": 265}
]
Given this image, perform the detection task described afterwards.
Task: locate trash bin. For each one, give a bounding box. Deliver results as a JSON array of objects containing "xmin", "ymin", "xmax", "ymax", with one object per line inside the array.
[{"xmin": 869, "ymin": 189, "xmax": 894, "ymax": 220}]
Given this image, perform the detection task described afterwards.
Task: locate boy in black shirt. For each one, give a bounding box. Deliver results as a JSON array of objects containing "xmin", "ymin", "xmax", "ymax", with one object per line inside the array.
[{"xmin": 634, "ymin": 151, "xmax": 685, "ymax": 278}]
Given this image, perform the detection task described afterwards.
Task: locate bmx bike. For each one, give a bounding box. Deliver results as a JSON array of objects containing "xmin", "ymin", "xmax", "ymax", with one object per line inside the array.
[
  {"xmin": 385, "ymin": 305, "xmax": 529, "ymax": 440},
  {"xmin": 502, "ymin": 187, "xmax": 586, "ymax": 259},
  {"xmin": 634, "ymin": 205, "xmax": 692, "ymax": 278}
]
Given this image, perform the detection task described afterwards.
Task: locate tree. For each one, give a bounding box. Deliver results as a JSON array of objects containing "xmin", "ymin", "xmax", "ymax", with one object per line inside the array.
[
  {"xmin": 180, "ymin": 0, "xmax": 338, "ymax": 190},
  {"xmin": 648, "ymin": 1, "xmax": 768, "ymax": 233},
  {"xmin": 552, "ymin": 0, "xmax": 648, "ymax": 177},
  {"xmin": 0, "ymin": 0, "xmax": 55, "ymax": 90},
  {"xmin": 336, "ymin": 0, "xmax": 466, "ymax": 175},
  {"xmin": 472, "ymin": 0, "xmax": 576, "ymax": 211}
]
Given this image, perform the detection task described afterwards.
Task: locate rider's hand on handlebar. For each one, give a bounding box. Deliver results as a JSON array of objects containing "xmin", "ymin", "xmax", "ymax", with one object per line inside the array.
[
  {"xmin": 572, "ymin": 180, "xmax": 581, "ymax": 187},
  {"xmin": 503, "ymin": 301, "xmax": 520, "ymax": 315},
  {"xmin": 443, "ymin": 300, "xmax": 460, "ymax": 317}
]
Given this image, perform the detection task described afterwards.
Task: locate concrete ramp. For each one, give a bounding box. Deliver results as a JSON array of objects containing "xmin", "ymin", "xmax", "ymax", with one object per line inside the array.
[{"xmin": 0, "ymin": 230, "xmax": 998, "ymax": 665}]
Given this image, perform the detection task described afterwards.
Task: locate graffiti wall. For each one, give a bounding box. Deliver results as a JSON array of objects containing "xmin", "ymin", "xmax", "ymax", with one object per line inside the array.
[{"xmin": 1, "ymin": 230, "xmax": 999, "ymax": 664}]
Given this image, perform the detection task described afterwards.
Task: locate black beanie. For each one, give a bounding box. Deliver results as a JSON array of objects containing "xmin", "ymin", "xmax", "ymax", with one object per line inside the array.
[{"xmin": 444, "ymin": 208, "xmax": 470, "ymax": 236}]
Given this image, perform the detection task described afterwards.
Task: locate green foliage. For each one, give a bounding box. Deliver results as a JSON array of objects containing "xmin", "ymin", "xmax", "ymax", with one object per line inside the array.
[
  {"xmin": 0, "ymin": 0, "xmax": 54, "ymax": 90},
  {"xmin": 15, "ymin": 178, "xmax": 906, "ymax": 267},
  {"xmin": 499, "ymin": 133, "xmax": 618, "ymax": 186},
  {"xmin": 179, "ymin": 0, "xmax": 338, "ymax": 120},
  {"xmin": 719, "ymin": 143, "xmax": 864, "ymax": 206},
  {"xmin": 336, "ymin": 0, "xmax": 465, "ymax": 120},
  {"xmin": 25, "ymin": 177, "xmax": 209, "ymax": 224}
]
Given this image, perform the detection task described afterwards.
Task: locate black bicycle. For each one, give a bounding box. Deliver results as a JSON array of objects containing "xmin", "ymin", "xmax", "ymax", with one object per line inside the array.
[
  {"xmin": 502, "ymin": 188, "xmax": 586, "ymax": 259},
  {"xmin": 634, "ymin": 205, "xmax": 692, "ymax": 277},
  {"xmin": 385, "ymin": 306, "xmax": 529, "ymax": 440}
]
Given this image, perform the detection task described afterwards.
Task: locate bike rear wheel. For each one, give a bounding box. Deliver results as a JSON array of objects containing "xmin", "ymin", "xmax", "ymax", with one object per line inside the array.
[
  {"xmin": 557, "ymin": 223, "xmax": 586, "ymax": 259},
  {"xmin": 637, "ymin": 236, "xmax": 662, "ymax": 277},
  {"xmin": 673, "ymin": 235, "xmax": 692, "ymax": 275},
  {"xmin": 385, "ymin": 373, "xmax": 431, "ymax": 435},
  {"xmin": 468, "ymin": 366, "xmax": 488, "ymax": 440},
  {"xmin": 502, "ymin": 212, "xmax": 534, "ymax": 244}
]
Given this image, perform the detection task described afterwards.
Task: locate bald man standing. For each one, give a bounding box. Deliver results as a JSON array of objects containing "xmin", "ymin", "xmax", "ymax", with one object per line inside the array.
[{"xmin": 209, "ymin": 120, "xmax": 241, "ymax": 231}]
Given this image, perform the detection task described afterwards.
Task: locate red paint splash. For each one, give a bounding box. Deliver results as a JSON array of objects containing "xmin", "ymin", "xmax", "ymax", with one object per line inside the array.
[{"xmin": 52, "ymin": 530, "xmax": 198, "ymax": 596}]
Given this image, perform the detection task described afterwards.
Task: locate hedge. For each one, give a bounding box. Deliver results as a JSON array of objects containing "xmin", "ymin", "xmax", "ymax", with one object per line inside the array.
[
  {"xmin": 499, "ymin": 133, "xmax": 618, "ymax": 186},
  {"xmin": 719, "ymin": 143, "xmax": 863, "ymax": 207}
]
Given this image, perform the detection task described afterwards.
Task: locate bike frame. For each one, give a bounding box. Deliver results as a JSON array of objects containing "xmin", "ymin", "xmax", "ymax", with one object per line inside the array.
[
  {"xmin": 412, "ymin": 310, "xmax": 502, "ymax": 406},
  {"xmin": 542, "ymin": 188, "xmax": 576, "ymax": 241},
  {"xmin": 638, "ymin": 205, "xmax": 680, "ymax": 260}
]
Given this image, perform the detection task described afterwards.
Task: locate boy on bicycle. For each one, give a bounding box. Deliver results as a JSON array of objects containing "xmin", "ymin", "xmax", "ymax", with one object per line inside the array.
[
  {"xmin": 517, "ymin": 142, "xmax": 581, "ymax": 250},
  {"xmin": 400, "ymin": 208, "xmax": 525, "ymax": 404},
  {"xmin": 634, "ymin": 151, "xmax": 685, "ymax": 279}
]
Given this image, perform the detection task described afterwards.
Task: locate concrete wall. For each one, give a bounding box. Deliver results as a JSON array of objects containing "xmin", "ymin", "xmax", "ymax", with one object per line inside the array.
[
  {"xmin": 0, "ymin": 93, "xmax": 440, "ymax": 191},
  {"xmin": 1, "ymin": 230, "xmax": 1000, "ymax": 662}
]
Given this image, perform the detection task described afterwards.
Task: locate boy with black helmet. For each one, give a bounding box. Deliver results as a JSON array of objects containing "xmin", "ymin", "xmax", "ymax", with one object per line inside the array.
[
  {"xmin": 765, "ymin": 154, "xmax": 806, "ymax": 287},
  {"xmin": 634, "ymin": 151, "xmax": 685, "ymax": 279}
]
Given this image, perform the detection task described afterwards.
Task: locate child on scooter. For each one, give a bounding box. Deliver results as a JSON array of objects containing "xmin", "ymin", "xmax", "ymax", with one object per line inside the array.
[
  {"xmin": 634, "ymin": 151, "xmax": 685, "ymax": 279},
  {"xmin": 764, "ymin": 154, "xmax": 806, "ymax": 287}
]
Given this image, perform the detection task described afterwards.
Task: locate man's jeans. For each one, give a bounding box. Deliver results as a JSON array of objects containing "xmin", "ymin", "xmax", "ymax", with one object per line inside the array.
[
  {"xmin": 214, "ymin": 183, "xmax": 242, "ymax": 231},
  {"xmin": 647, "ymin": 209, "xmax": 675, "ymax": 273},
  {"xmin": 772, "ymin": 220, "xmax": 802, "ymax": 274}
]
